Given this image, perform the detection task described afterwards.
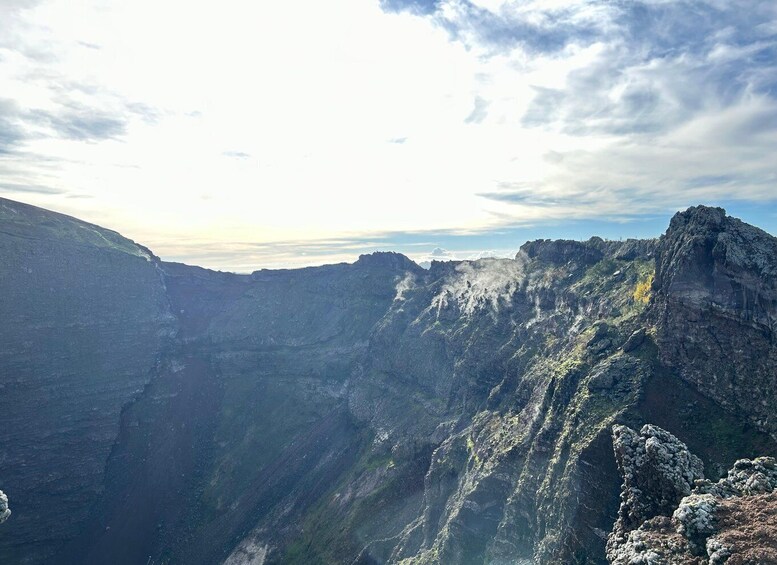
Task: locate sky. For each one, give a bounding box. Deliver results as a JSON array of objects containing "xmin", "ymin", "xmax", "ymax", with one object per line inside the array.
[{"xmin": 1, "ymin": 0, "xmax": 776, "ymax": 271}]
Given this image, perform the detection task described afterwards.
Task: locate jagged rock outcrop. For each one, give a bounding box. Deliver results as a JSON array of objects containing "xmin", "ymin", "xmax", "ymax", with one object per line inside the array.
[
  {"xmin": 652, "ymin": 206, "xmax": 777, "ymax": 440},
  {"xmin": 0, "ymin": 491, "xmax": 9, "ymax": 524},
  {"xmin": 519, "ymin": 238, "xmax": 606, "ymax": 266},
  {"xmin": 519, "ymin": 237, "xmax": 658, "ymax": 267},
  {"xmin": 697, "ymin": 457, "xmax": 777, "ymax": 498},
  {"xmin": 608, "ymin": 424, "xmax": 777, "ymax": 564},
  {"xmin": 608, "ymin": 424, "xmax": 705, "ymax": 551}
]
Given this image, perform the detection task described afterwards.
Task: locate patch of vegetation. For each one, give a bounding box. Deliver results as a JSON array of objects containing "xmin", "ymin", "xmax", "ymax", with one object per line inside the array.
[
  {"xmin": 633, "ymin": 272, "xmax": 654, "ymax": 304},
  {"xmin": 574, "ymin": 258, "xmax": 621, "ymax": 295},
  {"xmin": 466, "ymin": 435, "xmax": 481, "ymax": 466},
  {"xmin": 364, "ymin": 452, "xmax": 395, "ymax": 472}
]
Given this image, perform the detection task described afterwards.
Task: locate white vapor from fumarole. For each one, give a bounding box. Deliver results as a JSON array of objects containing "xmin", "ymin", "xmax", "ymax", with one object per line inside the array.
[
  {"xmin": 430, "ymin": 257, "xmax": 526, "ymax": 317},
  {"xmin": 394, "ymin": 272, "xmax": 417, "ymax": 302}
]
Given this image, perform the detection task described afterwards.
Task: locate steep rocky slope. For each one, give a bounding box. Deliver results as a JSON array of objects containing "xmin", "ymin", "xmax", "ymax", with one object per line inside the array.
[
  {"xmin": 0, "ymin": 198, "xmax": 175, "ymax": 563},
  {"xmin": 63, "ymin": 253, "xmax": 425, "ymax": 565},
  {"xmin": 0, "ymin": 199, "xmax": 775, "ymax": 564}
]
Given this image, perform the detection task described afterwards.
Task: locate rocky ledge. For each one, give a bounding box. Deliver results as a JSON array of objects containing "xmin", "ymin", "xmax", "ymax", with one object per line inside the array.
[{"xmin": 608, "ymin": 424, "xmax": 777, "ymax": 564}]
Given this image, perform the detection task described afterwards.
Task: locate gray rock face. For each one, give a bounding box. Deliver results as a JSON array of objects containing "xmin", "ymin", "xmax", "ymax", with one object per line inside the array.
[
  {"xmin": 0, "ymin": 198, "xmax": 175, "ymax": 563},
  {"xmin": 655, "ymin": 206, "xmax": 777, "ymax": 326},
  {"xmin": 66, "ymin": 253, "xmax": 424, "ymax": 565},
  {"xmin": 653, "ymin": 205, "xmax": 777, "ymax": 439},
  {"xmin": 622, "ymin": 327, "xmax": 646, "ymax": 352}
]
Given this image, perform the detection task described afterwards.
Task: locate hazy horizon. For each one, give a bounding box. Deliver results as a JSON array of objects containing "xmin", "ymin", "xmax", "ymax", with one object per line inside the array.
[
  {"xmin": 2, "ymin": 1, "xmax": 776, "ymax": 270},
  {"xmin": 5, "ymin": 195, "xmax": 777, "ymax": 273}
]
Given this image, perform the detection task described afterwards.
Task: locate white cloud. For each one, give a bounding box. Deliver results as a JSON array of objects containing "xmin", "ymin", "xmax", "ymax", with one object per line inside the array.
[
  {"xmin": 431, "ymin": 247, "xmax": 453, "ymax": 257},
  {"xmin": 430, "ymin": 257, "xmax": 525, "ymax": 317},
  {"xmin": 0, "ymin": 0, "xmax": 775, "ymax": 270}
]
